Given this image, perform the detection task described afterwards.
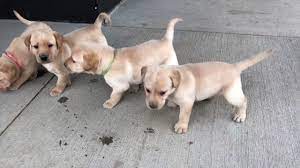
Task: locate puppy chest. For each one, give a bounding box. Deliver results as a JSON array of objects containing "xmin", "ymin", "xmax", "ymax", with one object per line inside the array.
[{"xmin": 43, "ymin": 64, "xmax": 58, "ymax": 74}]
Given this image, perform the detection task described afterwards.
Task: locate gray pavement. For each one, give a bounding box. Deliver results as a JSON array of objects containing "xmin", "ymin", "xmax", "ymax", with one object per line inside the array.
[{"xmin": 0, "ymin": 0, "xmax": 299, "ymax": 168}]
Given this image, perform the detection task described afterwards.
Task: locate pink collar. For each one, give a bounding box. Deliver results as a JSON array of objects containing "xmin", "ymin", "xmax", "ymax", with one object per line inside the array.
[{"xmin": 3, "ymin": 51, "xmax": 23, "ymax": 70}]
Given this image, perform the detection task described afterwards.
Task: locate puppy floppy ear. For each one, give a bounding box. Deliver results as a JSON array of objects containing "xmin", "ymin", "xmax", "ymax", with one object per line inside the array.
[
  {"xmin": 24, "ymin": 35, "xmax": 31, "ymax": 49},
  {"xmin": 53, "ymin": 32, "xmax": 64, "ymax": 49},
  {"xmin": 83, "ymin": 52, "xmax": 99, "ymax": 72},
  {"xmin": 141, "ymin": 66, "xmax": 148, "ymax": 80},
  {"xmin": 169, "ymin": 69, "xmax": 180, "ymax": 88}
]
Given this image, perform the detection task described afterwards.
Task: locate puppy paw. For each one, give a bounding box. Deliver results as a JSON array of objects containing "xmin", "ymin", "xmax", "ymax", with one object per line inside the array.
[
  {"xmin": 174, "ymin": 122, "xmax": 188, "ymax": 134},
  {"xmin": 233, "ymin": 112, "xmax": 246, "ymax": 123},
  {"xmin": 103, "ymin": 100, "xmax": 116, "ymax": 109},
  {"xmin": 50, "ymin": 87, "xmax": 63, "ymax": 97},
  {"xmin": 167, "ymin": 101, "xmax": 177, "ymax": 108}
]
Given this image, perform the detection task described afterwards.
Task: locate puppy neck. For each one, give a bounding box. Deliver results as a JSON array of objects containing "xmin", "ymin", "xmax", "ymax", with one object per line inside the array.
[{"xmin": 96, "ymin": 47, "xmax": 116, "ymax": 75}]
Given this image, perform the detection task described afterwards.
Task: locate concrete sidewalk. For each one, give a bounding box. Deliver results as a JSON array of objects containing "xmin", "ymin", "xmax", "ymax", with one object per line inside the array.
[{"xmin": 0, "ymin": 0, "xmax": 298, "ymax": 168}]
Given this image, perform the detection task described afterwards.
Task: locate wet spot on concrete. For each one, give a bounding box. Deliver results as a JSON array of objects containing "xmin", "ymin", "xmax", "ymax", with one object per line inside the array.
[
  {"xmin": 73, "ymin": 113, "xmax": 78, "ymax": 119},
  {"xmin": 113, "ymin": 160, "xmax": 124, "ymax": 168},
  {"xmin": 58, "ymin": 96, "xmax": 69, "ymax": 103},
  {"xmin": 99, "ymin": 136, "xmax": 113, "ymax": 145},
  {"xmin": 144, "ymin": 128, "xmax": 155, "ymax": 134}
]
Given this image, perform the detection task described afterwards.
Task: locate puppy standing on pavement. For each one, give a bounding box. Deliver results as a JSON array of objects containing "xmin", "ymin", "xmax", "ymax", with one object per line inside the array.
[
  {"xmin": 14, "ymin": 11, "xmax": 71, "ymax": 96},
  {"xmin": 64, "ymin": 12, "xmax": 111, "ymax": 48},
  {"xmin": 66, "ymin": 18, "xmax": 182, "ymax": 108},
  {"xmin": 18, "ymin": 11, "xmax": 111, "ymax": 96},
  {"xmin": 142, "ymin": 49, "xmax": 272, "ymax": 134},
  {"xmin": 0, "ymin": 10, "xmax": 54, "ymax": 91}
]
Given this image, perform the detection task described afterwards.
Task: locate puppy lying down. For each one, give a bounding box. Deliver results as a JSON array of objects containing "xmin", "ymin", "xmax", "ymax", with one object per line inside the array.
[
  {"xmin": 142, "ymin": 49, "xmax": 272, "ymax": 134},
  {"xmin": 66, "ymin": 18, "xmax": 182, "ymax": 108},
  {"xmin": 0, "ymin": 37, "xmax": 38, "ymax": 91}
]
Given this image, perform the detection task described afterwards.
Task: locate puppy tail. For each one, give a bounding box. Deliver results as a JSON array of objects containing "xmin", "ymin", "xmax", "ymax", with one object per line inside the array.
[
  {"xmin": 94, "ymin": 12, "xmax": 112, "ymax": 28},
  {"xmin": 235, "ymin": 49, "xmax": 273, "ymax": 72},
  {"xmin": 163, "ymin": 18, "xmax": 183, "ymax": 41},
  {"xmin": 13, "ymin": 10, "xmax": 34, "ymax": 25}
]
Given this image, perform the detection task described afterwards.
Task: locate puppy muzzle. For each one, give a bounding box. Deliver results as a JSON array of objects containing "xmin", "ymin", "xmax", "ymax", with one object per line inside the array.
[{"xmin": 39, "ymin": 54, "xmax": 49, "ymax": 63}]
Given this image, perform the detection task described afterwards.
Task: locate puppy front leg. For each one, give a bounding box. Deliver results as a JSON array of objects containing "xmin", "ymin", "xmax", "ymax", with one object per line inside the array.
[
  {"xmin": 50, "ymin": 74, "xmax": 70, "ymax": 96},
  {"xmin": 174, "ymin": 102, "xmax": 194, "ymax": 134},
  {"xmin": 103, "ymin": 83, "xmax": 129, "ymax": 109}
]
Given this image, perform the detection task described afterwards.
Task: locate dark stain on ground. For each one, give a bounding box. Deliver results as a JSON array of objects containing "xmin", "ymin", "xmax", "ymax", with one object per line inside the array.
[
  {"xmin": 99, "ymin": 136, "xmax": 113, "ymax": 145},
  {"xmin": 74, "ymin": 113, "xmax": 78, "ymax": 119},
  {"xmin": 89, "ymin": 78, "xmax": 99, "ymax": 83},
  {"xmin": 144, "ymin": 128, "xmax": 155, "ymax": 134},
  {"xmin": 58, "ymin": 96, "xmax": 69, "ymax": 103}
]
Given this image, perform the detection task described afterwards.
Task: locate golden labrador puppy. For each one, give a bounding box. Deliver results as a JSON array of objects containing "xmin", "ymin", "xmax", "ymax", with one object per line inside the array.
[
  {"xmin": 66, "ymin": 18, "xmax": 182, "ymax": 109},
  {"xmin": 0, "ymin": 37, "xmax": 38, "ymax": 91},
  {"xmin": 0, "ymin": 10, "xmax": 54, "ymax": 91},
  {"xmin": 18, "ymin": 11, "xmax": 110, "ymax": 96},
  {"xmin": 64, "ymin": 12, "xmax": 111, "ymax": 48},
  {"xmin": 142, "ymin": 49, "xmax": 272, "ymax": 134}
]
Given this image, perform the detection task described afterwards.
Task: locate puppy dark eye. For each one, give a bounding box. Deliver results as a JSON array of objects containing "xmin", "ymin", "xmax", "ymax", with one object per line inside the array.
[
  {"xmin": 48, "ymin": 44, "xmax": 53, "ymax": 48},
  {"xmin": 159, "ymin": 91, "xmax": 166, "ymax": 96},
  {"xmin": 33, "ymin": 45, "xmax": 38, "ymax": 49},
  {"xmin": 146, "ymin": 88, "xmax": 151, "ymax": 93}
]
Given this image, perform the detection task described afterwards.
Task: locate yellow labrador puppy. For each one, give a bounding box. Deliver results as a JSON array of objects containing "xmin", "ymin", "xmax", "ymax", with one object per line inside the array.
[
  {"xmin": 0, "ymin": 37, "xmax": 38, "ymax": 91},
  {"xmin": 66, "ymin": 18, "xmax": 182, "ymax": 108},
  {"xmin": 64, "ymin": 12, "xmax": 111, "ymax": 48},
  {"xmin": 18, "ymin": 11, "xmax": 110, "ymax": 96},
  {"xmin": 142, "ymin": 49, "xmax": 272, "ymax": 134},
  {"xmin": 0, "ymin": 10, "xmax": 54, "ymax": 91},
  {"xmin": 14, "ymin": 11, "xmax": 71, "ymax": 96}
]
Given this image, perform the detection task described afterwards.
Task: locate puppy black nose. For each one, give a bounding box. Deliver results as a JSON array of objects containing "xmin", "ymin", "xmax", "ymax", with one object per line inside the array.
[
  {"xmin": 149, "ymin": 102, "xmax": 157, "ymax": 109},
  {"xmin": 39, "ymin": 54, "xmax": 48, "ymax": 61}
]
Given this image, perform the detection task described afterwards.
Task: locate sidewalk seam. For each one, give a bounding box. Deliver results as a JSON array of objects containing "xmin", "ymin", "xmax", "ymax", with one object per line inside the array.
[
  {"xmin": 109, "ymin": 25, "xmax": 300, "ymax": 39},
  {"xmin": 0, "ymin": 75, "xmax": 54, "ymax": 137}
]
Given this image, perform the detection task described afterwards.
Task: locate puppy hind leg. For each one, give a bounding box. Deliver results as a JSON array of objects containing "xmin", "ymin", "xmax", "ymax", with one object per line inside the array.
[
  {"xmin": 9, "ymin": 71, "xmax": 33, "ymax": 90},
  {"xmin": 103, "ymin": 83, "xmax": 129, "ymax": 109},
  {"xmin": 223, "ymin": 78, "xmax": 247, "ymax": 122}
]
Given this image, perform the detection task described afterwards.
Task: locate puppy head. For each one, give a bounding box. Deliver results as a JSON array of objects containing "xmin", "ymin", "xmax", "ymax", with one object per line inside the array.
[
  {"xmin": 142, "ymin": 66, "xmax": 180, "ymax": 110},
  {"xmin": 25, "ymin": 31, "xmax": 63, "ymax": 64},
  {"xmin": 65, "ymin": 47, "xmax": 100, "ymax": 74},
  {"xmin": 0, "ymin": 58, "xmax": 20, "ymax": 91}
]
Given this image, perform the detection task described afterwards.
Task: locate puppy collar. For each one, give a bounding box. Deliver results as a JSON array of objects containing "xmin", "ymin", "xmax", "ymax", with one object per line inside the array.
[
  {"xmin": 3, "ymin": 51, "xmax": 23, "ymax": 70},
  {"xmin": 101, "ymin": 49, "xmax": 117, "ymax": 76}
]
